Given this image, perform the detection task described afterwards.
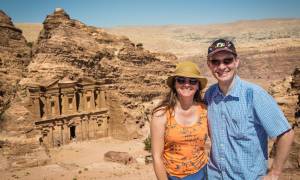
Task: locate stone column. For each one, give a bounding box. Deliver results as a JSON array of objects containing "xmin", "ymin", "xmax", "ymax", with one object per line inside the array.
[
  {"xmin": 104, "ymin": 116, "xmax": 109, "ymax": 137},
  {"xmin": 40, "ymin": 96, "xmax": 47, "ymax": 119},
  {"xmin": 95, "ymin": 90, "xmax": 100, "ymax": 110},
  {"xmin": 78, "ymin": 92, "xmax": 84, "ymax": 112},
  {"xmin": 90, "ymin": 90, "xmax": 96, "ymax": 111},
  {"xmin": 86, "ymin": 119, "xmax": 89, "ymax": 139},
  {"xmin": 43, "ymin": 128, "xmax": 51, "ymax": 148},
  {"xmin": 45, "ymin": 95, "xmax": 51, "ymax": 118},
  {"xmin": 89, "ymin": 117, "xmax": 96, "ymax": 139},
  {"xmin": 81, "ymin": 117, "xmax": 88, "ymax": 140},
  {"xmin": 50, "ymin": 126, "xmax": 54, "ymax": 148},
  {"xmin": 60, "ymin": 125, "xmax": 64, "ymax": 146},
  {"xmin": 61, "ymin": 93, "xmax": 68, "ymax": 115},
  {"xmin": 52, "ymin": 94, "xmax": 60, "ymax": 116},
  {"xmin": 77, "ymin": 121, "xmax": 82, "ymax": 141},
  {"xmin": 99, "ymin": 91, "xmax": 106, "ymax": 108},
  {"xmin": 82, "ymin": 92, "xmax": 87, "ymax": 112},
  {"xmin": 71, "ymin": 93, "xmax": 77, "ymax": 113},
  {"xmin": 31, "ymin": 97, "xmax": 41, "ymax": 119},
  {"xmin": 63, "ymin": 123, "xmax": 69, "ymax": 144}
]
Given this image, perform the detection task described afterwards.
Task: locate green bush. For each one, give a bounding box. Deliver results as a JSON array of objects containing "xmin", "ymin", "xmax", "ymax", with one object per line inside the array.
[
  {"xmin": 143, "ymin": 135, "xmax": 151, "ymax": 152},
  {"xmin": 27, "ymin": 41, "xmax": 33, "ymax": 48}
]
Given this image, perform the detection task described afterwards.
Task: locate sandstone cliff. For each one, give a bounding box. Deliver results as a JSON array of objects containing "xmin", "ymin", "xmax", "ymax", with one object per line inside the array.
[{"xmin": 0, "ymin": 10, "xmax": 31, "ymax": 125}]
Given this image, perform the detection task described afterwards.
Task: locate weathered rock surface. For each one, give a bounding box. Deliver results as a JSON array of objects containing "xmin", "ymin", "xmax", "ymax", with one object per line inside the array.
[
  {"xmin": 104, "ymin": 151, "xmax": 135, "ymax": 165},
  {"xmin": 269, "ymin": 68, "xmax": 300, "ymax": 176},
  {"xmin": 0, "ymin": 10, "xmax": 31, "ymax": 120}
]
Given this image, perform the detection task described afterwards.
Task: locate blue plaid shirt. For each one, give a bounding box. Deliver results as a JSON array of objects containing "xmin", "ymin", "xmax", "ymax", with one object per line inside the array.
[{"xmin": 204, "ymin": 76, "xmax": 291, "ymax": 180}]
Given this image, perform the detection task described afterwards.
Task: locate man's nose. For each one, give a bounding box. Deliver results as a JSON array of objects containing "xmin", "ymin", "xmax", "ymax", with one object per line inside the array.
[{"xmin": 217, "ymin": 62, "xmax": 227, "ymax": 69}]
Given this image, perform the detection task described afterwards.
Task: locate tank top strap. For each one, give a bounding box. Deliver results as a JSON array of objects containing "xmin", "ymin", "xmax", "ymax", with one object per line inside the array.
[
  {"xmin": 197, "ymin": 103, "xmax": 207, "ymax": 124},
  {"xmin": 166, "ymin": 108, "xmax": 175, "ymax": 126}
]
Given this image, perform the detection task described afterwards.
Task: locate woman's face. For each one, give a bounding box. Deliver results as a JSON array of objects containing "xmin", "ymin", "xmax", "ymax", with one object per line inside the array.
[{"xmin": 174, "ymin": 76, "xmax": 199, "ymax": 98}]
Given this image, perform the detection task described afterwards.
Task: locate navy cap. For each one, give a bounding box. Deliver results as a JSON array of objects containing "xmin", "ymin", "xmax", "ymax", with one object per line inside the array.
[{"xmin": 208, "ymin": 39, "xmax": 237, "ymax": 57}]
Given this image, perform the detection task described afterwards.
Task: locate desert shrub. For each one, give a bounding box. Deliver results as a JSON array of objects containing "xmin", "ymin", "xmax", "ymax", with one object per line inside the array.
[
  {"xmin": 27, "ymin": 41, "xmax": 33, "ymax": 48},
  {"xmin": 143, "ymin": 135, "xmax": 151, "ymax": 152}
]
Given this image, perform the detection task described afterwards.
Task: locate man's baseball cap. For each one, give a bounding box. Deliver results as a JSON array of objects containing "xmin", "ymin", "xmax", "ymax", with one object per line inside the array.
[{"xmin": 207, "ymin": 39, "xmax": 237, "ymax": 57}]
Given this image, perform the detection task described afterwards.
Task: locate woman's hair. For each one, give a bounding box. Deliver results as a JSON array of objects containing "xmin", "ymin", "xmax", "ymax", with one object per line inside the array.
[{"xmin": 152, "ymin": 80, "xmax": 203, "ymax": 116}]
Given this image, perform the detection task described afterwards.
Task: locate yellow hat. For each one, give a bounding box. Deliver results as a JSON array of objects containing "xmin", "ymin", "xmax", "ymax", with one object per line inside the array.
[{"xmin": 167, "ymin": 61, "xmax": 207, "ymax": 90}]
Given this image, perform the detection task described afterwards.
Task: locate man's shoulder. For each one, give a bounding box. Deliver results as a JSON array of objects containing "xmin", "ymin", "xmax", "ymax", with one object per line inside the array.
[
  {"xmin": 239, "ymin": 79, "xmax": 266, "ymax": 93},
  {"xmin": 205, "ymin": 83, "xmax": 219, "ymax": 94}
]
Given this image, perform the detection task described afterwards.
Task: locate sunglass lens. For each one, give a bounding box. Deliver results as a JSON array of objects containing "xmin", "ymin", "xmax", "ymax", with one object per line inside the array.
[
  {"xmin": 175, "ymin": 77, "xmax": 198, "ymax": 85},
  {"xmin": 210, "ymin": 60, "xmax": 220, "ymax": 66},
  {"xmin": 223, "ymin": 58, "xmax": 234, "ymax": 65},
  {"xmin": 175, "ymin": 77, "xmax": 186, "ymax": 84},
  {"xmin": 189, "ymin": 78, "xmax": 198, "ymax": 85}
]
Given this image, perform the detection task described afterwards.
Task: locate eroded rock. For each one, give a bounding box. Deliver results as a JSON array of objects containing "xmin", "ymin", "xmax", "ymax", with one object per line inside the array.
[{"xmin": 104, "ymin": 151, "xmax": 135, "ymax": 165}]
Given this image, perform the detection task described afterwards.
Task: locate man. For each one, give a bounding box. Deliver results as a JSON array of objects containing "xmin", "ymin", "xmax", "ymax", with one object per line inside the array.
[{"xmin": 204, "ymin": 39, "xmax": 294, "ymax": 180}]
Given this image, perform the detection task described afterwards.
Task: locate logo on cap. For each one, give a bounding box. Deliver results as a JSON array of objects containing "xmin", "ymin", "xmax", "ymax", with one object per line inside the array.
[{"xmin": 216, "ymin": 42, "xmax": 225, "ymax": 48}]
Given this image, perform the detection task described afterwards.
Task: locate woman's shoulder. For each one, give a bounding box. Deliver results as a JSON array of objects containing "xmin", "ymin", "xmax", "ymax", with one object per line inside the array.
[
  {"xmin": 195, "ymin": 102, "xmax": 207, "ymax": 110},
  {"xmin": 152, "ymin": 108, "xmax": 168, "ymax": 125}
]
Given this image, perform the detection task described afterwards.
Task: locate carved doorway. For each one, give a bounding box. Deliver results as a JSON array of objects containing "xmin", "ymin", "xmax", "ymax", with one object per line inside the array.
[{"xmin": 70, "ymin": 126, "xmax": 76, "ymax": 140}]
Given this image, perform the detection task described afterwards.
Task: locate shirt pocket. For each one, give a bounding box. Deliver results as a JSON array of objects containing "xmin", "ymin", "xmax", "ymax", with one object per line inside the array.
[{"xmin": 227, "ymin": 112, "xmax": 249, "ymax": 140}]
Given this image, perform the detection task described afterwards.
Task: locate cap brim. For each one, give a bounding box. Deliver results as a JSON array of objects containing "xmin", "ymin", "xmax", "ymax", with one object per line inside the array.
[{"xmin": 207, "ymin": 48, "xmax": 236, "ymax": 57}]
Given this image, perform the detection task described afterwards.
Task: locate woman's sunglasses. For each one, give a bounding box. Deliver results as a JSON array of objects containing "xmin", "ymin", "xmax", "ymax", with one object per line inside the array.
[
  {"xmin": 209, "ymin": 57, "xmax": 234, "ymax": 66},
  {"xmin": 175, "ymin": 77, "xmax": 198, "ymax": 85}
]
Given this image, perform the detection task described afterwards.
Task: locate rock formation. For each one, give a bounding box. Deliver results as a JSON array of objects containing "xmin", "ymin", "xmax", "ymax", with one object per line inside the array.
[
  {"xmin": 0, "ymin": 8, "xmax": 177, "ymax": 170},
  {"xmin": 0, "ymin": 10, "xmax": 31, "ymax": 121},
  {"xmin": 291, "ymin": 68, "xmax": 300, "ymax": 170},
  {"xmin": 269, "ymin": 68, "xmax": 300, "ymax": 175}
]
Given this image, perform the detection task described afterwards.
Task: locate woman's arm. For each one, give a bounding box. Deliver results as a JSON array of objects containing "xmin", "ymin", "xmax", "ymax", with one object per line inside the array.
[{"xmin": 151, "ymin": 110, "xmax": 168, "ymax": 180}]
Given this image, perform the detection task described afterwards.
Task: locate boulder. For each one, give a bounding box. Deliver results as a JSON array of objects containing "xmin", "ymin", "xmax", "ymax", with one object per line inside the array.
[{"xmin": 104, "ymin": 151, "xmax": 136, "ymax": 165}]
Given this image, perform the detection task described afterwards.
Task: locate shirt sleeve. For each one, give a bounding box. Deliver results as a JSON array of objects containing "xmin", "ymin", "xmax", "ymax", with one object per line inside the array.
[
  {"xmin": 252, "ymin": 87, "xmax": 291, "ymax": 138},
  {"xmin": 204, "ymin": 91, "xmax": 209, "ymax": 106}
]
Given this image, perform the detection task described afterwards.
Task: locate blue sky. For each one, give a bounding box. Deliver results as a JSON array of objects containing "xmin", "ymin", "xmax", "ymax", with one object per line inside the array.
[{"xmin": 1, "ymin": 0, "xmax": 300, "ymax": 27}]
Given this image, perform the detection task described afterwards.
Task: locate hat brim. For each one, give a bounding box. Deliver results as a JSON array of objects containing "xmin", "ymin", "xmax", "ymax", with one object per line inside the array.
[
  {"xmin": 207, "ymin": 48, "xmax": 237, "ymax": 57},
  {"xmin": 167, "ymin": 74, "xmax": 207, "ymax": 90}
]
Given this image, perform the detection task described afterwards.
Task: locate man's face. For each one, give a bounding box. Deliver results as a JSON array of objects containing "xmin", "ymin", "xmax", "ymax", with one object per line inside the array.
[{"xmin": 207, "ymin": 51, "xmax": 239, "ymax": 85}]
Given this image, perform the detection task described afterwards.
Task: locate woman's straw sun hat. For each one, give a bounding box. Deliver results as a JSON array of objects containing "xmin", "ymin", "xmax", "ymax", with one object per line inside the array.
[{"xmin": 167, "ymin": 61, "xmax": 207, "ymax": 90}]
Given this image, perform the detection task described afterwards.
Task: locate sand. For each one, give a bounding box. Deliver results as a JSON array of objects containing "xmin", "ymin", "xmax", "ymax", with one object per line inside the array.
[{"xmin": 1, "ymin": 137, "xmax": 156, "ymax": 180}]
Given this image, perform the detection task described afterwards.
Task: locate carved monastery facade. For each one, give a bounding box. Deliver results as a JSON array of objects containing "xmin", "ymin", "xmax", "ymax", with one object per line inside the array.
[{"xmin": 27, "ymin": 77, "xmax": 109, "ymax": 148}]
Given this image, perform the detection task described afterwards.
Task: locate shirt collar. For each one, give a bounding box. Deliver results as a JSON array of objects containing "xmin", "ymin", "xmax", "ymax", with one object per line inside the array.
[{"xmin": 212, "ymin": 75, "xmax": 241, "ymax": 98}]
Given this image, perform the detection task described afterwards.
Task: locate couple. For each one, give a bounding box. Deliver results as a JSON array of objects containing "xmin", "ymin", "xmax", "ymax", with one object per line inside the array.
[{"xmin": 151, "ymin": 39, "xmax": 295, "ymax": 180}]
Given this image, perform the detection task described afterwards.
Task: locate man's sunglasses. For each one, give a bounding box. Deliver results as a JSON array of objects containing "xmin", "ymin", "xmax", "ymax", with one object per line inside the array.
[
  {"xmin": 175, "ymin": 77, "xmax": 198, "ymax": 85},
  {"xmin": 209, "ymin": 57, "xmax": 234, "ymax": 66}
]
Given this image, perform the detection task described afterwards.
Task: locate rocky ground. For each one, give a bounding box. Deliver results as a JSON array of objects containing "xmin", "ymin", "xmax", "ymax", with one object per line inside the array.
[{"xmin": 0, "ymin": 137, "xmax": 156, "ymax": 180}]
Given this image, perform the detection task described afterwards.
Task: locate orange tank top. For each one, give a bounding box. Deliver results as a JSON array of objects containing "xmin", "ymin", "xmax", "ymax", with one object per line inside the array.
[{"xmin": 163, "ymin": 104, "xmax": 208, "ymax": 178}]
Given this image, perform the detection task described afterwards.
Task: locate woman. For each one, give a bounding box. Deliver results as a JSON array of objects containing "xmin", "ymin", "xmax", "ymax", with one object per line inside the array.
[{"xmin": 151, "ymin": 61, "xmax": 208, "ymax": 180}]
